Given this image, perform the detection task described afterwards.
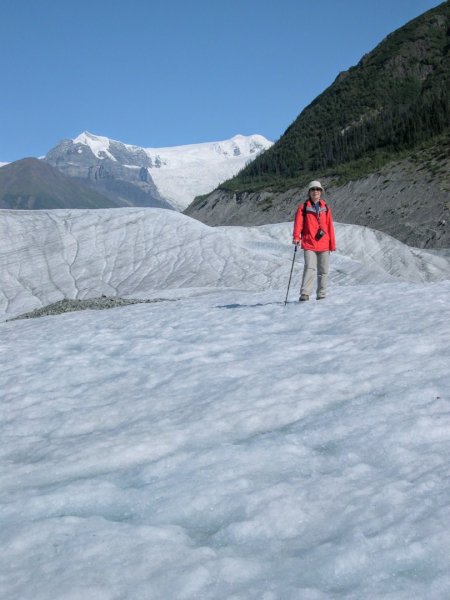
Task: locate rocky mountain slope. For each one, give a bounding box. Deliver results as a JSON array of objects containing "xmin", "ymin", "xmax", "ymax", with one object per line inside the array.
[
  {"xmin": 185, "ymin": 2, "xmax": 450, "ymax": 248},
  {"xmin": 186, "ymin": 139, "xmax": 450, "ymax": 248},
  {"xmin": 0, "ymin": 158, "xmax": 121, "ymax": 210}
]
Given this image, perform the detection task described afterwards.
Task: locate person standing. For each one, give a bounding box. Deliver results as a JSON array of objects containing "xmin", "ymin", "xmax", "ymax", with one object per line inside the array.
[{"xmin": 292, "ymin": 180, "xmax": 336, "ymax": 301}]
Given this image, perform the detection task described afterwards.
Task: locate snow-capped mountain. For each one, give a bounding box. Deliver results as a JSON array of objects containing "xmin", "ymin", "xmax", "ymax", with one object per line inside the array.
[{"xmin": 45, "ymin": 131, "xmax": 272, "ymax": 211}]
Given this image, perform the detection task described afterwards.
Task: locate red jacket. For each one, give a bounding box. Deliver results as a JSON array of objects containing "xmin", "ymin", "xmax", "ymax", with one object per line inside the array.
[{"xmin": 293, "ymin": 199, "xmax": 336, "ymax": 252}]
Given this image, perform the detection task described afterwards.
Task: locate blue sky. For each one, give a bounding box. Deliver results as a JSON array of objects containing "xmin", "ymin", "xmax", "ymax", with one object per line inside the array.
[{"xmin": 0, "ymin": 0, "xmax": 444, "ymax": 162}]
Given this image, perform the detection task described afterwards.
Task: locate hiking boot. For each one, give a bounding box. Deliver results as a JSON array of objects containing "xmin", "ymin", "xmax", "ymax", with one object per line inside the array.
[
  {"xmin": 299, "ymin": 294, "xmax": 309, "ymax": 301},
  {"xmin": 317, "ymin": 294, "xmax": 326, "ymax": 300}
]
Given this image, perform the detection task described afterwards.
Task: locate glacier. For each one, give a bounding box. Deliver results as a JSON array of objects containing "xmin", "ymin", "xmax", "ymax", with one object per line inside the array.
[{"xmin": 1, "ymin": 208, "xmax": 450, "ymax": 599}]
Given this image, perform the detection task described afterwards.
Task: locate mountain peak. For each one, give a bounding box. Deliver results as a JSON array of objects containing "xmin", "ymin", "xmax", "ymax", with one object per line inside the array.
[{"xmin": 72, "ymin": 131, "xmax": 114, "ymax": 160}]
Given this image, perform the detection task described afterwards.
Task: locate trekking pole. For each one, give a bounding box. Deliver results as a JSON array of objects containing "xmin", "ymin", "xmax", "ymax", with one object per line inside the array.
[{"xmin": 284, "ymin": 245, "xmax": 298, "ymax": 306}]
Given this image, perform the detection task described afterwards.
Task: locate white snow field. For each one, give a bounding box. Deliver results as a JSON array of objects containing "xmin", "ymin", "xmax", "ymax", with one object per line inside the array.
[{"xmin": 1, "ymin": 208, "xmax": 450, "ymax": 599}]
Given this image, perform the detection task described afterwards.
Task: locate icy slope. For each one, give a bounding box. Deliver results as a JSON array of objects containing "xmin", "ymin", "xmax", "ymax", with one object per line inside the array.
[
  {"xmin": 143, "ymin": 134, "xmax": 272, "ymax": 211},
  {"xmin": 1, "ymin": 208, "xmax": 450, "ymax": 321}
]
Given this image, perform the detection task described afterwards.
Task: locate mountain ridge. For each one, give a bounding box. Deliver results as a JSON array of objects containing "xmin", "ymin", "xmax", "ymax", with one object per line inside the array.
[{"xmin": 0, "ymin": 132, "xmax": 271, "ymax": 212}]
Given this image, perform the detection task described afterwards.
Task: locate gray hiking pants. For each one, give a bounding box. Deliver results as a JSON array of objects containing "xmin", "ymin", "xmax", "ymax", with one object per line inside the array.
[{"xmin": 300, "ymin": 250, "xmax": 329, "ymax": 298}]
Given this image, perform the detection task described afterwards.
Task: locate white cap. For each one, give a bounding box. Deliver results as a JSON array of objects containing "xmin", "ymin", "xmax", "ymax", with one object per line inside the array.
[{"xmin": 308, "ymin": 180, "xmax": 323, "ymax": 190}]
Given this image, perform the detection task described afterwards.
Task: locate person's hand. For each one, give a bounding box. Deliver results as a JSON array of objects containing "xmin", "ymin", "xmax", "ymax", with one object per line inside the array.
[{"xmin": 292, "ymin": 239, "xmax": 300, "ymax": 245}]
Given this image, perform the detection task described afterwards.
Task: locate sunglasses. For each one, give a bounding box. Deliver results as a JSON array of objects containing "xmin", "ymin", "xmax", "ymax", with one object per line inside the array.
[{"xmin": 310, "ymin": 187, "xmax": 322, "ymax": 191}]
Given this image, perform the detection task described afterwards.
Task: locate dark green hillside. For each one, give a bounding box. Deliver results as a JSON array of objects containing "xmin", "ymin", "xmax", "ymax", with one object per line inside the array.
[
  {"xmin": 223, "ymin": 1, "xmax": 449, "ymax": 192},
  {"xmin": 0, "ymin": 158, "xmax": 116, "ymax": 210}
]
